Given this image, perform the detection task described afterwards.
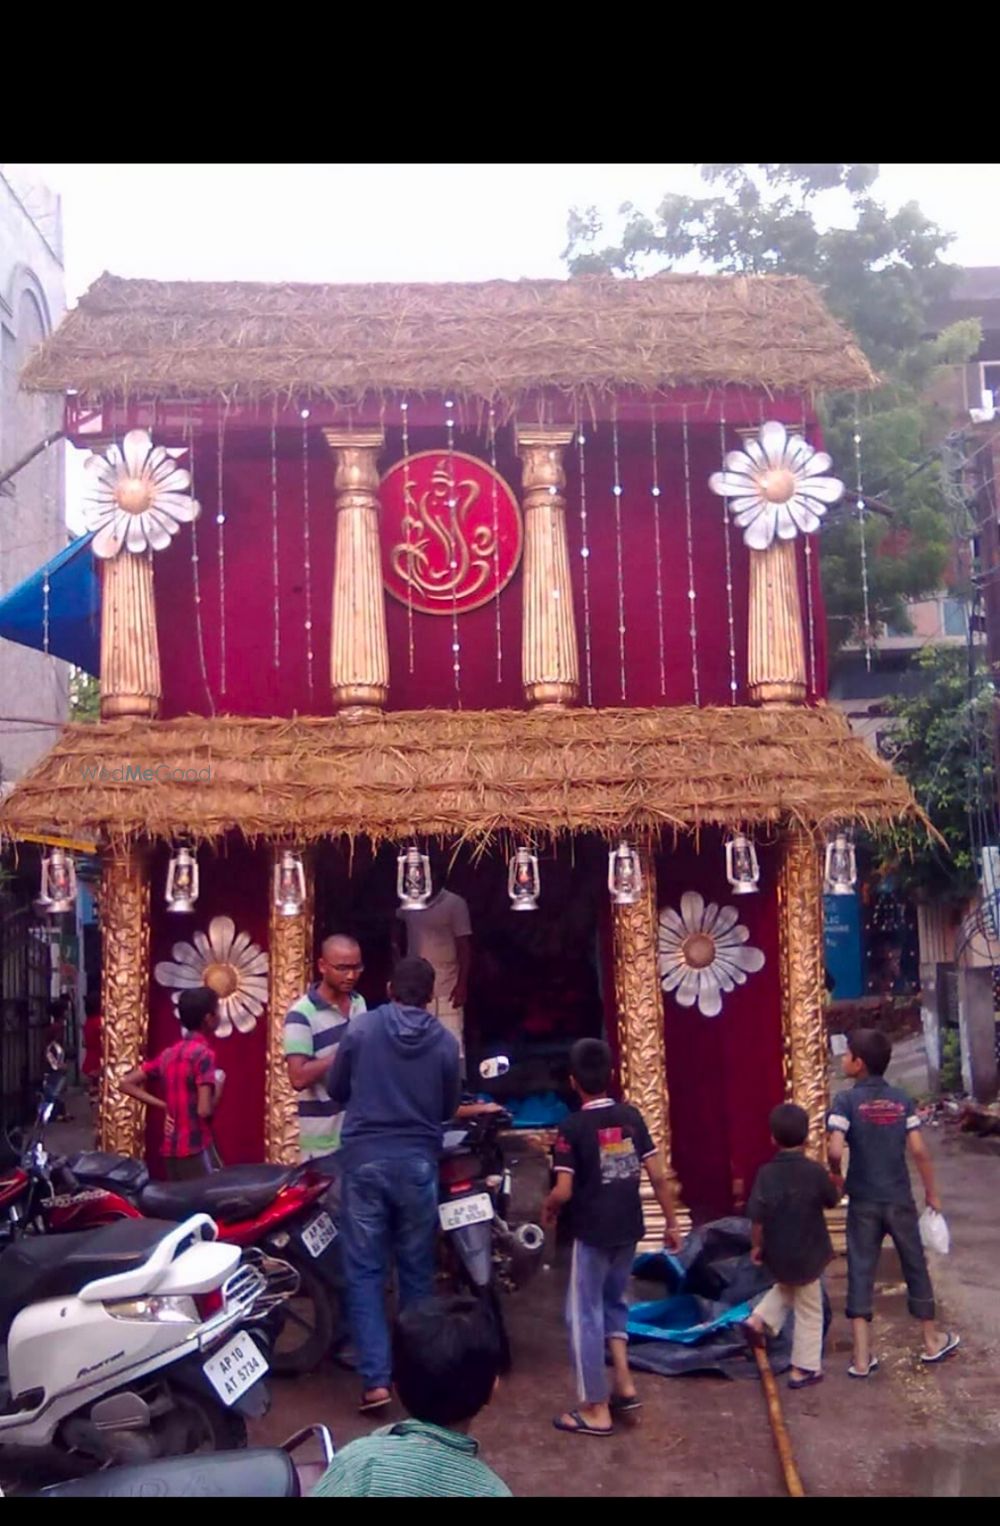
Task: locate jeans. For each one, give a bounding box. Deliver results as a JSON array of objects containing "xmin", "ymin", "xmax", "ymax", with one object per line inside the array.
[
  {"xmin": 846, "ymin": 1199, "xmax": 935, "ymax": 1322},
  {"xmin": 755, "ymin": 1279, "xmax": 825, "ymax": 1373},
  {"xmin": 340, "ymin": 1156, "xmax": 439, "ymax": 1390},
  {"xmin": 566, "ymin": 1240, "xmax": 634, "ymax": 1405}
]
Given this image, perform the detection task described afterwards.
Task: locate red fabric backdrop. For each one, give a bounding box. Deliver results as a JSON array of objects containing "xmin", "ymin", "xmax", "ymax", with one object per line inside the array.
[
  {"xmin": 146, "ymin": 839, "xmax": 270, "ymax": 1172},
  {"xmin": 656, "ymin": 832, "xmax": 785, "ymax": 1223},
  {"xmin": 153, "ymin": 417, "xmax": 826, "ymax": 718}
]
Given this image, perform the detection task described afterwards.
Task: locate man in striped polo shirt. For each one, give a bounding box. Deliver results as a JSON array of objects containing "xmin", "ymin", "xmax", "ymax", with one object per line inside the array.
[{"xmin": 284, "ymin": 934, "xmax": 367, "ymax": 1161}]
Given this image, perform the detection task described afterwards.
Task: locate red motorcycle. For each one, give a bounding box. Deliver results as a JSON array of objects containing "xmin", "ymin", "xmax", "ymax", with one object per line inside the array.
[{"xmin": 0, "ymin": 1053, "xmax": 343, "ymax": 1377}]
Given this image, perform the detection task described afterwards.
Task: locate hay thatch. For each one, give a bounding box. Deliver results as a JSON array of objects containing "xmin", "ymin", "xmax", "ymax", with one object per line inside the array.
[
  {"xmin": 0, "ymin": 705, "xmax": 919, "ymax": 850},
  {"xmin": 21, "ymin": 271, "xmax": 876, "ymax": 410}
]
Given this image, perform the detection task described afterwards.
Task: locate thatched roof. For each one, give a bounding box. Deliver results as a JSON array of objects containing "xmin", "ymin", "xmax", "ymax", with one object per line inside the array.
[
  {"xmin": 0, "ymin": 706, "xmax": 918, "ymax": 850},
  {"xmin": 21, "ymin": 271, "xmax": 876, "ymax": 410}
]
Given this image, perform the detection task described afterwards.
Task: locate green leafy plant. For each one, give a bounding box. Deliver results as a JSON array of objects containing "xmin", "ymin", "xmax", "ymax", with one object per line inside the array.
[{"xmin": 939, "ymin": 1028, "xmax": 962, "ymax": 1093}]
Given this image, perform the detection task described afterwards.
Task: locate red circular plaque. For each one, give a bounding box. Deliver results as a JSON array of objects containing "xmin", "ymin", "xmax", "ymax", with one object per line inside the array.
[{"xmin": 380, "ymin": 450, "xmax": 523, "ymax": 616}]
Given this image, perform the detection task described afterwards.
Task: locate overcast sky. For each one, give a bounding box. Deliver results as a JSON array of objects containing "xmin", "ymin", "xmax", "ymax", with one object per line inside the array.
[{"xmin": 35, "ymin": 163, "xmax": 1000, "ymax": 302}]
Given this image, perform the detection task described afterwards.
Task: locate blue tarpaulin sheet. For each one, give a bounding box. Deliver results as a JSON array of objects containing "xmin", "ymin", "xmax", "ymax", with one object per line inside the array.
[{"xmin": 0, "ymin": 533, "xmax": 100, "ymax": 674}]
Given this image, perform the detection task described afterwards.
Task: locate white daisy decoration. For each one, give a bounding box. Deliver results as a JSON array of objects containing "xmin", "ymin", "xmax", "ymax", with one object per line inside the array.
[
  {"xmin": 709, "ymin": 420, "xmax": 844, "ymax": 551},
  {"xmin": 83, "ymin": 428, "xmax": 200, "ymax": 560},
  {"xmin": 154, "ymin": 915, "xmax": 269, "ymax": 1038},
  {"xmin": 657, "ymin": 890, "xmax": 765, "ymax": 1018}
]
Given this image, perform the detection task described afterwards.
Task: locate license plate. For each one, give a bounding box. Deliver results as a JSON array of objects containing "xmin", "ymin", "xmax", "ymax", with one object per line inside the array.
[
  {"xmin": 439, "ymin": 1192, "xmax": 494, "ymax": 1231},
  {"xmin": 301, "ymin": 1210, "xmax": 337, "ymax": 1259},
  {"xmin": 202, "ymin": 1331, "xmax": 268, "ymax": 1407}
]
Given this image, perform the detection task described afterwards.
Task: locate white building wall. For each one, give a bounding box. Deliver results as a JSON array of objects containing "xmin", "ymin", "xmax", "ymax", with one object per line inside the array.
[{"xmin": 0, "ymin": 165, "xmax": 68, "ymax": 785}]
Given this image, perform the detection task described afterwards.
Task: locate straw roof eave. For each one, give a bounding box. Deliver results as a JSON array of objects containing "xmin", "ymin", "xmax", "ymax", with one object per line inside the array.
[{"xmin": 0, "ymin": 707, "xmax": 923, "ymax": 852}]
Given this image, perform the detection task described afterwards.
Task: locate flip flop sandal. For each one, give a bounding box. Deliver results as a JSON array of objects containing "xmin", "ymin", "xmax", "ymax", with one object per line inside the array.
[
  {"xmin": 359, "ymin": 1389, "xmax": 392, "ymax": 1414},
  {"xmin": 847, "ymin": 1357, "xmax": 879, "ymax": 1378},
  {"xmin": 787, "ymin": 1371, "xmax": 823, "ymax": 1390},
  {"xmin": 609, "ymin": 1395, "xmax": 643, "ymax": 1415},
  {"xmin": 921, "ymin": 1332, "xmax": 960, "ymax": 1364},
  {"xmin": 552, "ymin": 1410, "xmax": 614, "ymax": 1437}
]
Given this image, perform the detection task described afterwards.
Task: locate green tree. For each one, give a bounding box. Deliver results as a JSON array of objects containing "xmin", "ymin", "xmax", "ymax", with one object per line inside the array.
[
  {"xmin": 874, "ymin": 646, "xmax": 994, "ymax": 904},
  {"xmin": 69, "ymin": 667, "xmax": 100, "ymax": 722},
  {"xmin": 564, "ymin": 165, "xmax": 981, "ymax": 650}
]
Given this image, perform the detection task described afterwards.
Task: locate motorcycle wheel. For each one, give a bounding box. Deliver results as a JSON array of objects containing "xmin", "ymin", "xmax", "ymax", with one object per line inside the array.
[
  {"xmin": 271, "ymin": 1256, "xmax": 334, "ymax": 1376},
  {"xmin": 156, "ymin": 1384, "xmax": 248, "ymax": 1455}
]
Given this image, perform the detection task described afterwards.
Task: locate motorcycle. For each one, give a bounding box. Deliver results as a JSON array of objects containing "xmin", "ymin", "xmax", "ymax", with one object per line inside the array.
[
  {"xmin": 34, "ymin": 1425, "xmax": 335, "ymax": 1498},
  {"xmin": 0, "ymin": 1209, "xmax": 295, "ymax": 1485},
  {"xmin": 0, "ymin": 1048, "xmax": 342, "ymax": 1377}
]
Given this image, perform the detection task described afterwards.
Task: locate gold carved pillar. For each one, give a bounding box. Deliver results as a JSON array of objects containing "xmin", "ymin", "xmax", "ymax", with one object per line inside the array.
[
  {"xmin": 323, "ymin": 428, "xmax": 389, "ymax": 718},
  {"xmin": 98, "ymin": 845, "xmax": 150, "ymax": 1155},
  {"xmin": 777, "ymin": 823, "xmax": 827, "ymax": 1157},
  {"xmin": 265, "ymin": 846, "xmax": 315, "ymax": 1163},
  {"xmin": 612, "ymin": 851, "xmax": 677, "ymax": 1190},
  {"xmin": 100, "ymin": 554, "xmax": 162, "ymax": 720},
  {"xmin": 747, "ymin": 540, "xmax": 807, "ymax": 705},
  {"xmin": 515, "ymin": 426, "xmax": 579, "ymax": 709}
]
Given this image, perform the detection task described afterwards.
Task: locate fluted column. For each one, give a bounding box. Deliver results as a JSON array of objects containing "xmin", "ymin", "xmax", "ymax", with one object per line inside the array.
[
  {"xmin": 100, "ymin": 553, "xmax": 162, "ymax": 719},
  {"xmin": 515, "ymin": 426, "xmax": 579, "ymax": 709},
  {"xmin": 98, "ymin": 845, "xmax": 150, "ymax": 1155},
  {"xmin": 747, "ymin": 541, "xmax": 808, "ymax": 705},
  {"xmin": 778, "ymin": 824, "xmax": 827, "ymax": 1158},
  {"xmin": 323, "ymin": 428, "xmax": 389, "ymax": 718},
  {"xmin": 265, "ymin": 846, "xmax": 315, "ymax": 1163}
]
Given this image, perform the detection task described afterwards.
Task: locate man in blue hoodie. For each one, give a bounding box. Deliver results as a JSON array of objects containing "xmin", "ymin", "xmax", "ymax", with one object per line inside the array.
[{"xmin": 328, "ymin": 955, "xmax": 461, "ymax": 1414}]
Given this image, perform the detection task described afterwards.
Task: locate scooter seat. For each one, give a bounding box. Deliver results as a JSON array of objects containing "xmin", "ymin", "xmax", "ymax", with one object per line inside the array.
[
  {"xmin": 0, "ymin": 1219, "xmax": 180, "ymax": 1335},
  {"xmin": 65, "ymin": 1150, "xmax": 150, "ymax": 1194},
  {"xmin": 139, "ymin": 1164, "xmax": 299, "ymax": 1223},
  {"xmin": 39, "ymin": 1448, "xmax": 299, "ymax": 1498}
]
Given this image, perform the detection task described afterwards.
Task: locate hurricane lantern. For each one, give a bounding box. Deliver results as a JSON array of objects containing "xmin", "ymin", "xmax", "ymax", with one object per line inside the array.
[
  {"xmin": 608, "ymin": 841, "xmax": 643, "ymax": 906},
  {"xmin": 508, "ymin": 847, "xmax": 540, "ymax": 912},
  {"xmin": 165, "ymin": 844, "xmax": 199, "ymax": 913},
  {"xmin": 397, "ymin": 846, "xmax": 432, "ymax": 910},
  {"xmin": 725, "ymin": 833, "xmax": 760, "ymax": 896},
  {"xmin": 824, "ymin": 832, "xmax": 857, "ymax": 896},
  {"xmin": 274, "ymin": 849, "xmax": 307, "ymax": 917},
  {"xmin": 41, "ymin": 848, "xmax": 77, "ymax": 914}
]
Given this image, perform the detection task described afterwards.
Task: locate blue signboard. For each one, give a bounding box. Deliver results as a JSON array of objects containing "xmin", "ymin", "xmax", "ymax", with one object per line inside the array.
[{"xmin": 823, "ymin": 892, "xmax": 864, "ymax": 1000}]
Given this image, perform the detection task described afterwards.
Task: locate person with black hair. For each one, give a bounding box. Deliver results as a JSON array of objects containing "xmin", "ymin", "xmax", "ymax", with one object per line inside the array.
[
  {"xmin": 328, "ymin": 956, "xmax": 462, "ymax": 1415},
  {"xmin": 311, "ymin": 1295, "xmax": 510, "ymax": 1496},
  {"xmin": 742, "ymin": 1103, "xmax": 840, "ymax": 1390},
  {"xmin": 828, "ymin": 1027, "xmax": 959, "ymax": 1376},
  {"xmin": 543, "ymin": 1037, "xmax": 680, "ymax": 1437},
  {"xmin": 121, "ymin": 986, "xmax": 224, "ymax": 1181}
]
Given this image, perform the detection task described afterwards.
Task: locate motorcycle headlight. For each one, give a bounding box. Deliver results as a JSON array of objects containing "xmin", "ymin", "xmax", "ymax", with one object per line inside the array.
[{"xmin": 106, "ymin": 1295, "xmax": 199, "ymax": 1323}]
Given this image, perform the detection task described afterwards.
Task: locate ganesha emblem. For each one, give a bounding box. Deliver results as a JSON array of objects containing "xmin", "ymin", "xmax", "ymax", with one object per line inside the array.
[{"xmin": 381, "ymin": 450, "xmax": 523, "ymax": 616}]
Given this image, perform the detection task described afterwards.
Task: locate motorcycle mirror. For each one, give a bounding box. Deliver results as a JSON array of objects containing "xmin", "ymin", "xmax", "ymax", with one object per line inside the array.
[
  {"xmin": 479, "ymin": 1056, "xmax": 510, "ymax": 1080},
  {"xmin": 45, "ymin": 1041, "xmax": 65, "ymax": 1071}
]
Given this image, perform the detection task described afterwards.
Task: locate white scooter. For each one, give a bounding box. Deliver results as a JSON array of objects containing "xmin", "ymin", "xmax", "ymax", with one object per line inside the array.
[{"xmin": 0, "ymin": 1209, "xmax": 291, "ymax": 1482}]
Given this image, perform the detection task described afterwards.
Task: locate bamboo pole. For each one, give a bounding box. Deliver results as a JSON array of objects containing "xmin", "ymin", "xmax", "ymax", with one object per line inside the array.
[{"xmin": 751, "ymin": 1345, "xmax": 805, "ymax": 1498}]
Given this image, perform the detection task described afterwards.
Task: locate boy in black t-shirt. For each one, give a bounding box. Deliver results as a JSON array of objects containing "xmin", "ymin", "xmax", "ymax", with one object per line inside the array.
[{"xmin": 543, "ymin": 1038, "xmax": 681, "ymax": 1438}]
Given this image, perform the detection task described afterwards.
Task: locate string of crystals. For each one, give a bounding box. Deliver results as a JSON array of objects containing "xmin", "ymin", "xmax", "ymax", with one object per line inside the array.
[
  {"xmin": 400, "ymin": 401, "xmax": 415, "ymax": 675},
  {"xmin": 576, "ymin": 425, "xmax": 594, "ymax": 706},
  {"xmin": 42, "ymin": 572, "xmax": 50, "ymax": 655},
  {"xmin": 445, "ymin": 399, "xmax": 461, "ymax": 699},
  {"xmin": 718, "ymin": 411, "xmax": 738, "ymax": 702},
  {"xmin": 187, "ymin": 417, "xmax": 215, "ymax": 714},
  {"xmin": 488, "ymin": 405, "xmax": 503, "ymax": 683},
  {"xmin": 853, "ymin": 399, "xmax": 874, "ymax": 672},
  {"xmin": 649, "ymin": 408, "xmax": 667, "ymax": 698},
  {"xmin": 681, "ymin": 405, "xmax": 701, "ymax": 705},
  {"xmin": 800, "ymin": 415, "xmax": 819, "ymax": 698},
  {"xmin": 270, "ymin": 403, "xmax": 281, "ymax": 669},
  {"xmin": 611, "ymin": 410, "xmax": 627, "ymax": 702},
  {"xmin": 300, "ymin": 408, "xmax": 315, "ymax": 704},
  {"xmin": 216, "ymin": 408, "xmax": 228, "ymax": 697}
]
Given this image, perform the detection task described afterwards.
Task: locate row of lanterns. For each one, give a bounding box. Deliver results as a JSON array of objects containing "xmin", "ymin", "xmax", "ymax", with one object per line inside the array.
[{"xmin": 38, "ymin": 830, "xmax": 858, "ymax": 920}]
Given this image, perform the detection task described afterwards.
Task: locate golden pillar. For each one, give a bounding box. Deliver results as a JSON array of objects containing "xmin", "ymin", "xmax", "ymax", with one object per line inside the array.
[
  {"xmin": 323, "ymin": 428, "xmax": 389, "ymax": 718},
  {"xmin": 265, "ymin": 847, "xmax": 315, "ymax": 1164},
  {"xmin": 515, "ymin": 426, "xmax": 579, "ymax": 709},
  {"xmin": 777, "ymin": 824, "xmax": 827, "ymax": 1158},
  {"xmin": 98, "ymin": 845, "xmax": 150, "ymax": 1155},
  {"xmin": 612, "ymin": 851, "xmax": 677, "ymax": 1192},
  {"xmin": 747, "ymin": 541, "xmax": 807, "ymax": 705},
  {"xmin": 100, "ymin": 554, "xmax": 162, "ymax": 720}
]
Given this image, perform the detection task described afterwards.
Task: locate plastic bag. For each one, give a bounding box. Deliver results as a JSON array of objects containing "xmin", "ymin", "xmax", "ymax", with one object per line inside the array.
[{"xmin": 919, "ymin": 1207, "xmax": 950, "ymax": 1256}]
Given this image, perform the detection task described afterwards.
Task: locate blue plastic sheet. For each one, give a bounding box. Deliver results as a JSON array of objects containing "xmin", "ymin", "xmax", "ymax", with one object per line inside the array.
[{"xmin": 0, "ymin": 533, "xmax": 99, "ymax": 673}]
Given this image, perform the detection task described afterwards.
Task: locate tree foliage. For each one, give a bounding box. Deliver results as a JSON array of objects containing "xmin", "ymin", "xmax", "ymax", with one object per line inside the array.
[
  {"xmin": 564, "ymin": 165, "xmax": 981, "ymax": 650},
  {"xmin": 68, "ymin": 668, "xmax": 100, "ymax": 723}
]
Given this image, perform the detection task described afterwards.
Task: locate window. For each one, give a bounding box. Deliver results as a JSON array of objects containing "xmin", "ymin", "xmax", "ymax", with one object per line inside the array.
[{"xmin": 942, "ymin": 597, "xmax": 969, "ymax": 638}]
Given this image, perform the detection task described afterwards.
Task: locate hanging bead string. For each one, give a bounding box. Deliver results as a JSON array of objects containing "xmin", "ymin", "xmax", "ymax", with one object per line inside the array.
[
  {"xmin": 718, "ymin": 411, "xmax": 738, "ymax": 703},
  {"xmin": 400, "ymin": 401, "xmax": 415, "ymax": 675},
  {"xmin": 187, "ymin": 418, "xmax": 215, "ymax": 714},
  {"xmin": 681, "ymin": 405, "xmax": 701, "ymax": 705},
  {"xmin": 216, "ymin": 408, "xmax": 228, "ymax": 697},
  {"xmin": 649, "ymin": 408, "xmax": 667, "ymax": 699},
  {"xmin": 488, "ymin": 405, "xmax": 503, "ymax": 683},
  {"xmin": 800, "ymin": 415, "xmax": 818, "ymax": 698},
  {"xmin": 853, "ymin": 400, "xmax": 873, "ymax": 672},
  {"xmin": 611, "ymin": 410, "xmax": 627, "ymax": 703},
  {"xmin": 576, "ymin": 425, "xmax": 594, "ymax": 706},
  {"xmin": 445, "ymin": 399, "xmax": 461, "ymax": 700},
  {"xmin": 42, "ymin": 573, "xmax": 50, "ymax": 655},
  {"xmin": 300, "ymin": 407, "xmax": 316, "ymax": 704},
  {"xmin": 270, "ymin": 403, "xmax": 281, "ymax": 670}
]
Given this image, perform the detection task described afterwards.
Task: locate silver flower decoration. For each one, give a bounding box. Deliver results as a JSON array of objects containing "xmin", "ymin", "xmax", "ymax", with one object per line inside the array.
[
  {"xmin": 154, "ymin": 915, "xmax": 269, "ymax": 1038},
  {"xmin": 709, "ymin": 420, "xmax": 844, "ymax": 550},
  {"xmin": 83, "ymin": 428, "xmax": 200, "ymax": 559},
  {"xmin": 657, "ymin": 890, "xmax": 765, "ymax": 1018}
]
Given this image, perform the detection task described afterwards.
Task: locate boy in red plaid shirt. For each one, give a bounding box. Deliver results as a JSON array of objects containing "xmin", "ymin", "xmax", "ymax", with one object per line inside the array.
[{"xmin": 122, "ymin": 987, "xmax": 224, "ymax": 1179}]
